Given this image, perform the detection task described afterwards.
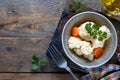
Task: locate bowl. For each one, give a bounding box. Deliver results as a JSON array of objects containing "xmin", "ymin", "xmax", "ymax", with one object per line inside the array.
[{"xmin": 61, "ymin": 11, "xmax": 118, "ymax": 68}]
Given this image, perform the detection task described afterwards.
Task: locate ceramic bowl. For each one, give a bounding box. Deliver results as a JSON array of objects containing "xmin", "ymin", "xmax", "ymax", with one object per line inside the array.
[{"xmin": 62, "ymin": 11, "xmax": 118, "ymax": 68}]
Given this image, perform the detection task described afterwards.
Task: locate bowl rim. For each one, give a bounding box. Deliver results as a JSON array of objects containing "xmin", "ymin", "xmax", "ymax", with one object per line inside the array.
[{"xmin": 61, "ymin": 11, "xmax": 118, "ymax": 68}]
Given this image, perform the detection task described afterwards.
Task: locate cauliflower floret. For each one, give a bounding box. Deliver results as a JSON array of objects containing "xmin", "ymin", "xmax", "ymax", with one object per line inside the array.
[
  {"xmin": 68, "ymin": 36, "xmax": 82, "ymax": 49},
  {"xmin": 73, "ymin": 48, "xmax": 83, "ymax": 56},
  {"xmin": 84, "ymin": 53, "xmax": 94, "ymax": 61},
  {"xmin": 80, "ymin": 41, "xmax": 94, "ymax": 55},
  {"xmin": 99, "ymin": 25, "xmax": 111, "ymax": 40},
  {"xmin": 68, "ymin": 37, "xmax": 94, "ymax": 61},
  {"xmin": 78, "ymin": 22, "xmax": 94, "ymax": 41},
  {"xmin": 92, "ymin": 39, "xmax": 105, "ymax": 48},
  {"xmin": 92, "ymin": 25, "xmax": 111, "ymax": 48}
]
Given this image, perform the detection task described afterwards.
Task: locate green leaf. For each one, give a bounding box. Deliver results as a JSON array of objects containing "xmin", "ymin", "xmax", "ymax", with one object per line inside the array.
[
  {"xmin": 32, "ymin": 64, "xmax": 39, "ymax": 70},
  {"xmin": 92, "ymin": 24, "xmax": 99, "ymax": 30},
  {"xmin": 85, "ymin": 23, "xmax": 92, "ymax": 31},
  {"xmin": 86, "ymin": 23, "xmax": 91, "ymax": 27},
  {"xmin": 77, "ymin": 7, "xmax": 85, "ymax": 12},
  {"xmin": 102, "ymin": 32, "xmax": 107, "ymax": 38},
  {"xmin": 75, "ymin": 9, "xmax": 80, "ymax": 13},
  {"xmin": 70, "ymin": 0, "xmax": 75, "ymax": 7},
  {"xmin": 90, "ymin": 32, "xmax": 94, "ymax": 36},
  {"xmin": 88, "ymin": 22, "xmax": 91, "ymax": 27},
  {"xmin": 93, "ymin": 35, "xmax": 97, "ymax": 39},
  {"xmin": 98, "ymin": 30, "xmax": 102, "ymax": 35},
  {"xmin": 98, "ymin": 37, "xmax": 103, "ymax": 41},
  {"xmin": 32, "ymin": 55, "xmax": 39, "ymax": 63},
  {"xmin": 40, "ymin": 59, "xmax": 47, "ymax": 67}
]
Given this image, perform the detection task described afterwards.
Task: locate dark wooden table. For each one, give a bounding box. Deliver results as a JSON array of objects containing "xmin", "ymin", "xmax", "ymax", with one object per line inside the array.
[{"xmin": 0, "ymin": 0, "xmax": 119, "ymax": 80}]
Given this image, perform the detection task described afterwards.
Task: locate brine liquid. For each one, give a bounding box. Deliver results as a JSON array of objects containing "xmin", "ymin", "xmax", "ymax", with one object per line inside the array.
[{"xmin": 101, "ymin": 0, "xmax": 120, "ymax": 16}]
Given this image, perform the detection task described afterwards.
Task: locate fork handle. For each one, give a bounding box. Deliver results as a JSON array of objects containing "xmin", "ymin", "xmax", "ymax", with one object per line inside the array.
[{"xmin": 65, "ymin": 66, "xmax": 79, "ymax": 80}]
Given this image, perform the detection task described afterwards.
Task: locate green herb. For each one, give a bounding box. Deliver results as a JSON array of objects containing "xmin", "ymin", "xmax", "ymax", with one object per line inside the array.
[
  {"xmin": 98, "ymin": 37, "xmax": 103, "ymax": 41},
  {"xmin": 103, "ymin": 32, "xmax": 107, "ymax": 38},
  {"xmin": 40, "ymin": 59, "xmax": 47, "ymax": 67},
  {"xmin": 85, "ymin": 23, "xmax": 92, "ymax": 33},
  {"xmin": 70, "ymin": 0, "xmax": 87, "ymax": 13},
  {"xmin": 32, "ymin": 64, "xmax": 39, "ymax": 70},
  {"xmin": 85, "ymin": 23, "xmax": 108, "ymax": 41},
  {"xmin": 32, "ymin": 55, "xmax": 39, "ymax": 63},
  {"xmin": 31, "ymin": 55, "xmax": 47, "ymax": 70},
  {"xmin": 93, "ymin": 35, "xmax": 97, "ymax": 39},
  {"xmin": 98, "ymin": 30, "xmax": 102, "ymax": 35},
  {"xmin": 92, "ymin": 24, "xmax": 99, "ymax": 30}
]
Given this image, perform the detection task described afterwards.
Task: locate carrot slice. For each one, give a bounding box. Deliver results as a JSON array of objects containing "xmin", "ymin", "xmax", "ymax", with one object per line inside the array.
[
  {"xmin": 71, "ymin": 27, "xmax": 79, "ymax": 37},
  {"xmin": 93, "ymin": 47, "xmax": 104, "ymax": 58}
]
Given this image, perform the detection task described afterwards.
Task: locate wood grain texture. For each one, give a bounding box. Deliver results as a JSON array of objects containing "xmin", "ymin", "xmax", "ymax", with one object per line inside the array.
[
  {"xmin": 0, "ymin": 37, "xmax": 49, "ymax": 72},
  {"xmin": 0, "ymin": 0, "xmax": 65, "ymax": 37},
  {"xmin": 0, "ymin": 0, "xmax": 67, "ymax": 73},
  {"xmin": 86, "ymin": 0, "xmax": 102, "ymax": 12},
  {"xmin": 0, "ymin": 73, "xmax": 83, "ymax": 80},
  {"xmin": 0, "ymin": 19, "xmax": 59, "ymax": 37}
]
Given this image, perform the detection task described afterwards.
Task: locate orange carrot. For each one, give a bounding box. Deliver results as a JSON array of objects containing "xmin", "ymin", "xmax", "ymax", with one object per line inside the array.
[
  {"xmin": 71, "ymin": 27, "xmax": 79, "ymax": 37},
  {"xmin": 93, "ymin": 47, "xmax": 104, "ymax": 58}
]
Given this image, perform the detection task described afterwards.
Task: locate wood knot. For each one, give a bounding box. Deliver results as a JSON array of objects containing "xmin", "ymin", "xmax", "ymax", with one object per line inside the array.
[
  {"xmin": 6, "ymin": 47, "xmax": 12, "ymax": 52},
  {"xmin": 0, "ymin": 24, "xmax": 5, "ymax": 29},
  {"xmin": 24, "ymin": 24, "xmax": 35, "ymax": 29}
]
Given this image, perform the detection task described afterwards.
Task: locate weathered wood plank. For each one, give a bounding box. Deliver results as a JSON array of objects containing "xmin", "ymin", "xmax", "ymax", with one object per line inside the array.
[
  {"xmin": 86, "ymin": 0, "xmax": 102, "ymax": 12},
  {"xmin": 0, "ymin": 0, "xmax": 65, "ymax": 21},
  {"xmin": 0, "ymin": 19, "xmax": 59, "ymax": 37},
  {"xmin": 0, "ymin": 73, "xmax": 85, "ymax": 80},
  {"xmin": 0, "ymin": 37, "xmax": 52, "ymax": 72},
  {"xmin": 0, "ymin": 0, "xmax": 66, "ymax": 37}
]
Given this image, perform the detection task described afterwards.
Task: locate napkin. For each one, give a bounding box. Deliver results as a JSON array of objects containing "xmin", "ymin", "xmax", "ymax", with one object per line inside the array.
[
  {"xmin": 46, "ymin": 10, "xmax": 120, "ymax": 80},
  {"xmin": 80, "ymin": 64, "xmax": 120, "ymax": 80},
  {"xmin": 46, "ymin": 10, "xmax": 70, "ymax": 59}
]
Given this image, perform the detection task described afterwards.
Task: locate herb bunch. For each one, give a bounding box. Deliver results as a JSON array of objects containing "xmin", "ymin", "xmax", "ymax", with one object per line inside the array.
[
  {"xmin": 70, "ymin": 0, "xmax": 87, "ymax": 13},
  {"xmin": 85, "ymin": 23, "xmax": 107, "ymax": 41},
  {"xmin": 31, "ymin": 55, "xmax": 47, "ymax": 70}
]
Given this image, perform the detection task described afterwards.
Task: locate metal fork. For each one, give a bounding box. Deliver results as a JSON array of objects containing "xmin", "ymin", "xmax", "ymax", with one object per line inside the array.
[{"xmin": 47, "ymin": 44, "xmax": 79, "ymax": 80}]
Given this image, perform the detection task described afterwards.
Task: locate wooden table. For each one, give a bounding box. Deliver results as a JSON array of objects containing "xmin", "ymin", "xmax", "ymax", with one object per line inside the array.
[{"xmin": 0, "ymin": 0, "xmax": 119, "ymax": 80}]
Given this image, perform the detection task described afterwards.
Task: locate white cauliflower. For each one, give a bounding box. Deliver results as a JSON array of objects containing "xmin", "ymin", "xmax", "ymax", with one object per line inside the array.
[
  {"xmin": 80, "ymin": 41, "xmax": 94, "ymax": 55},
  {"xmin": 99, "ymin": 25, "xmax": 111, "ymax": 40},
  {"xmin": 68, "ymin": 36, "xmax": 82, "ymax": 49},
  {"xmin": 68, "ymin": 36, "xmax": 94, "ymax": 61},
  {"xmin": 78, "ymin": 22, "xmax": 94, "ymax": 41},
  {"xmin": 92, "ymin": 25, "xmax": 111, "ymax": 48},
  {"xmin": 73, "ymin": 48, "xmax": 83, "ymax": 56},
  {"xmin": 84, "ymin": 53, "xmax": 94, "ymax": 61},
  {"xmin": 92, "ymin": 39, "xmax": 105, "ymax": 48}
]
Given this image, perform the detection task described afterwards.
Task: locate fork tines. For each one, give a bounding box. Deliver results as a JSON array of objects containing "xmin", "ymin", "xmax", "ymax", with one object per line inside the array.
[{"xmin": 47, "ymin": 44, "xmax": 64, "ymax": 62}]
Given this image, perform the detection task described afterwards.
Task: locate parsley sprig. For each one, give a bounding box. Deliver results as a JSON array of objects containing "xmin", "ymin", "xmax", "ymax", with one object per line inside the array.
[
  {"xmin": 31, "ymin": 55, "xmax": 47, "ymax": 70},
  {"xmin": 85, "ymin": 23, "xmax": 107, "ymax": 41}
]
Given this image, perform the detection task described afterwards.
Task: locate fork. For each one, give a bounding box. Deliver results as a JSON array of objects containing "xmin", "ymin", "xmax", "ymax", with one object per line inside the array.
[{"xmin": 47, "ymin": 44, "xmax": 79, "ymax": 80}]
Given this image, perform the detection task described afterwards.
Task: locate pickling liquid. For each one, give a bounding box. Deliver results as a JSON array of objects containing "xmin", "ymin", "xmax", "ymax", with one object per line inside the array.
[{"xmin": 101, "ymin": 0, "xmax": 120, "ymax": 16}]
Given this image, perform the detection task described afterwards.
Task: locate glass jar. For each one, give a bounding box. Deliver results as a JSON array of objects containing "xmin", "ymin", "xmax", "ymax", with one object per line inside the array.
[{"xmin": 101, "ymin": 0, "xmax": 120, "ymax": 20}]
